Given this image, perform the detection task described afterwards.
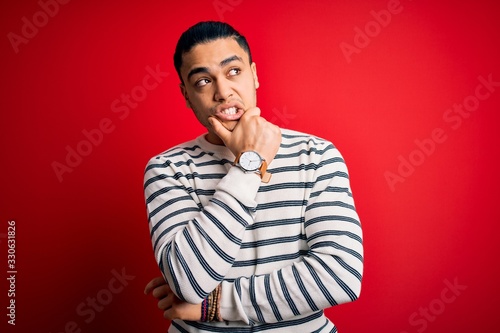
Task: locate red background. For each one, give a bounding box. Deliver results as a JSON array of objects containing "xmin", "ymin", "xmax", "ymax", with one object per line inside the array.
[{"xmin": 1, "ymin": 0, "xmax": 499, "ymax": 332}]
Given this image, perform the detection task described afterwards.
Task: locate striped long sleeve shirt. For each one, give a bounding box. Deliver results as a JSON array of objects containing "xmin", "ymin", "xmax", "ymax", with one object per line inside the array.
[{"xmin": 144, "ymin": 129, "xmax": 363, "ymax": 332}]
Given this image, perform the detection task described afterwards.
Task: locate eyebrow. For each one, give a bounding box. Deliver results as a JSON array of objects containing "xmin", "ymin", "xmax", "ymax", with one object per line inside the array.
[{"xmin": 187, "ymin": 55, "xmax": 243, "ymax": 81}]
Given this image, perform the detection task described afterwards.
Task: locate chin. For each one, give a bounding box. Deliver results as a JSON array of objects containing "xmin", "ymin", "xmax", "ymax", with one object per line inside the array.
[{"xmin": 221, "ymin": 120, "xmax": 238, "ymax": 132}]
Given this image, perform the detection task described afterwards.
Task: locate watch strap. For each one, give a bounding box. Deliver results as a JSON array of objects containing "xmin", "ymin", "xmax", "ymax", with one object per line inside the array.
[{"xmin": 260, "ymin": 161, "xmax": 272, "ymax": 183}]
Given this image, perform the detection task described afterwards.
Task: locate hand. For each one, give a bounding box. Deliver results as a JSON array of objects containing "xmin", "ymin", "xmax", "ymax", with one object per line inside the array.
[
  {"xmin": 144, "ymin": 276, "xmax": 201, "ymax": 321},
  {"xmin": 209, "ymin": 107, "xmax": 281, "ymax": 164}
]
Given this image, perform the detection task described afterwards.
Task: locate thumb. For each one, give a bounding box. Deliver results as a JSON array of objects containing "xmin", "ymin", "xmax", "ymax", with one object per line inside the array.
[{"xmin": 208, "ymin": 117, "xmax": 231, "ymax": 143}]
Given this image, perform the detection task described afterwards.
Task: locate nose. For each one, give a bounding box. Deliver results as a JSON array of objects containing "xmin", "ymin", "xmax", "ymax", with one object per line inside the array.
[{"xmin": 213, "ymin": 78, "xmax": 233, "ymax": 102}]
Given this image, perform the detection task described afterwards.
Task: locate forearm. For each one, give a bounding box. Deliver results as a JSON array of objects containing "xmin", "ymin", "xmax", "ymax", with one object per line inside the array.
[
  {"xmin": 146, "ymin": 164, "xmax": 261, "ymax": 304},
  {"xmin": 219, "ymin": 233, "xmax": 363, "ymax": 324}
]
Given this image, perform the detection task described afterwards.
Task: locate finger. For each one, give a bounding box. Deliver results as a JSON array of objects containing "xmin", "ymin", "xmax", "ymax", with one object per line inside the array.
[
  {"xmin": 242, "ymin": 107, "xmax": 261, "ymax": 118},
  {"xmin": 163, "ymin": 303, "xmax": 182, "ymax": 321},
  {"xmin": 163, "ymin": 308, "xmax": 174, "ymax": 320},
  {"xmin": 208, "ymin": 116, "xmax": 231, "ymax": 143},
  {"xmin": 157, "ymin": 294, "xmax": 174, "ymax": 311},
  {"xmin": 152, "ymin": 284, "xmax": 172, "ymax": 299},
  {"xmin": 144, "ymin": 276, "xmax": 167, "ymax": 295}
]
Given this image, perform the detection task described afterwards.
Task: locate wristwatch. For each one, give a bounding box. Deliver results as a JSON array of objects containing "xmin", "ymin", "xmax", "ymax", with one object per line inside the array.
[{"xmin": 234, "ymin": 151, "xmax": 271, "ymax": 183}]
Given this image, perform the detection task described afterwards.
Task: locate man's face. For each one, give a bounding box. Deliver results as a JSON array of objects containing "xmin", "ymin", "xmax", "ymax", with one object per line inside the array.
[{"xmin": 179, "ymin": 37, "xmax": 259, "ymax": 145}]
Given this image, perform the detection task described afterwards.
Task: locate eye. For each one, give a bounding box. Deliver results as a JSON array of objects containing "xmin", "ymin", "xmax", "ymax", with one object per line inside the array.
[
  {"xmin": 228, "ymin": 68, "xmax": 241, "ymax": 76},
  {"xmin": 195, "ymin": 78, "xmax": 210, "ymax": 87}
]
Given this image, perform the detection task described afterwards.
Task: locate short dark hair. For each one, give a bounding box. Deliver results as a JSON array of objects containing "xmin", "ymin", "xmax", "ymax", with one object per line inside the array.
[{"xmin": 173, "ymin": 21, "xmax": 253, "ymax": 83}]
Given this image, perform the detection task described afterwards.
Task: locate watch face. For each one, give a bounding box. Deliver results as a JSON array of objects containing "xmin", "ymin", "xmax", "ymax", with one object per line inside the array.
[{"xmin": 239, "ymin": 151, "xmax": 262, "ymax": 171}]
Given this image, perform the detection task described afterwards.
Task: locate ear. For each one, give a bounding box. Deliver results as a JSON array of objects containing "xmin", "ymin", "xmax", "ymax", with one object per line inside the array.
[
  {"xmin": 251, "ymin": 62, "xmax": 259, "ymax": 89},
  {"xmin": 179, "ymin": 84, "xmax": 191, "ymax": 108}
]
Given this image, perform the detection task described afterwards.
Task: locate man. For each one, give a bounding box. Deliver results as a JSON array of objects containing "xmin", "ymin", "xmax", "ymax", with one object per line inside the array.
[{"xmin": 143, "ymin": 21, "xmax": 363, "ymax": 332}]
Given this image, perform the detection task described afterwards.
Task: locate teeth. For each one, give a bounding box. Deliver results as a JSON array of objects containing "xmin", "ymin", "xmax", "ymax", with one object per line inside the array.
[{"xmin": 222, "ymin": 107, "xmax": 237, "ymax": 115}]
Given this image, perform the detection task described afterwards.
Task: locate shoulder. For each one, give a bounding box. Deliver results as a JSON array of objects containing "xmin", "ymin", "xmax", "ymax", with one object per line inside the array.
[
  {"xmin": 144, "ymin": 136, "xmax": 213, "ymax": 173},
  {"xmin": 148, "ymin": 138, "xmax": 200, "ymax": 162},
  {"xmin": 280, "ymin": 128, "xmax": 337, "ymax": 155}
]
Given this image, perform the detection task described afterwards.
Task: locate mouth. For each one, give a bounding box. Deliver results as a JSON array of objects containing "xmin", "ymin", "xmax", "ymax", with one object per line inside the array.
[
  {"xmin": 221, "ymin": 106, "xmax": 238, "ymax": 115},
  {"xmin": 215, "ymin": 102, "xmax": 245, "ymax": 121}
]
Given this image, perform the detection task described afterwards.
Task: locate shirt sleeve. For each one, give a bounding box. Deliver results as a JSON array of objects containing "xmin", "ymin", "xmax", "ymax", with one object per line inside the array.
[
  {"xmin": 219, "ymin": 143, "xmax": 363, "ymax": 324},
  {"xmin": 144, "ymin": 154, "xmax": 262, "ymax": 304}
]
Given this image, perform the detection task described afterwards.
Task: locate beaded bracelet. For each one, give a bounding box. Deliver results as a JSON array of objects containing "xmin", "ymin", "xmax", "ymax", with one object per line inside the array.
[
  {"xmin": 200, "ymin": 297, "xmax": 208, "ymax": 322},
  {"xmin": 215, "ymin": 284, "xmax": 222, "ymax": 322},
  {"xmin": 201, "ymin": 284, "xmax": 222, "ymax": 322}
]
